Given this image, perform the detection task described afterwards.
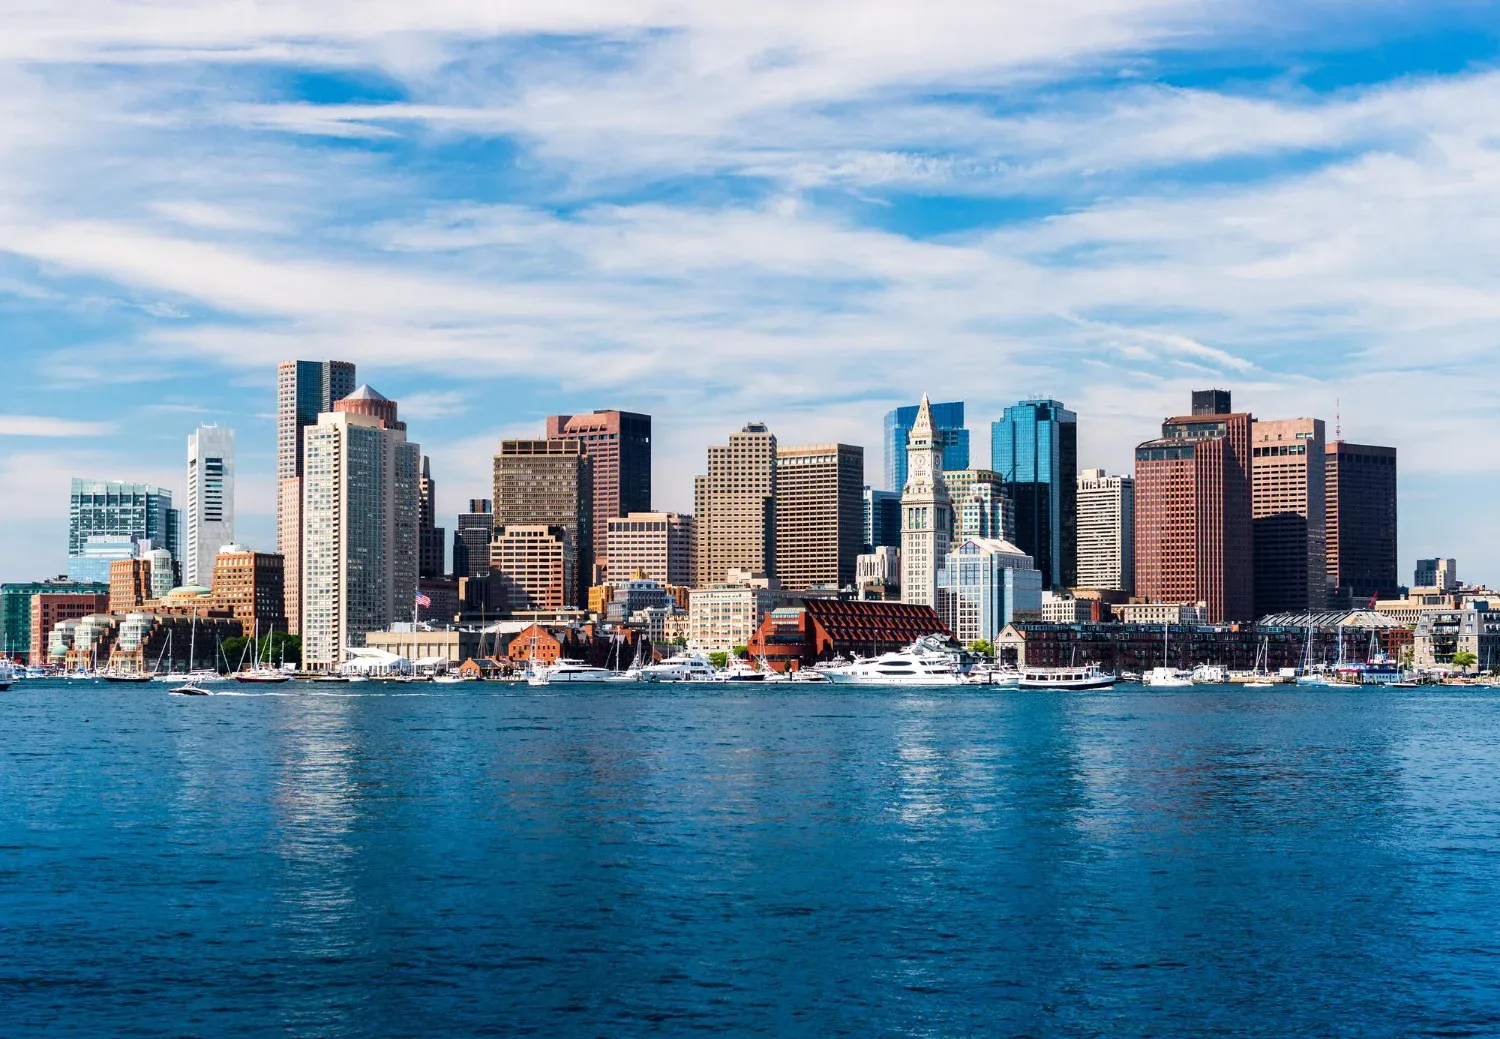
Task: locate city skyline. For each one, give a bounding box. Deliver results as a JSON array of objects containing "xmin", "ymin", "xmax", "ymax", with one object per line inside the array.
[{"xmin": 1, "ymin": 4, "xmax": 1497, "ymax": 584}]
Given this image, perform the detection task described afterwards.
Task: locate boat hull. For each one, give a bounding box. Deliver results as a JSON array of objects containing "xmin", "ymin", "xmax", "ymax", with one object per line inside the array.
[{"xmin": 1018, "ymin": 676, "xmax": 1117, "ymax": 690}]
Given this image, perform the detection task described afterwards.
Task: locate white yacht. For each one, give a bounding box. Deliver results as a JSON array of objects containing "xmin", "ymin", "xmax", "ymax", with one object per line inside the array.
[
  {"xmin": 528, "ymin": 660, "xmax": 612, "ymax": 685},
  {"xmin": 1143, "ymin": 666, "xmax": 1194, "ymax": 687},
  {"xmin": 821, "ymin": 637, "xmax": 964, "ymax": 687},
  {"xmin": 1018, "ymin": 665, "xmax": 1117, "ymax": 690},
  {"xmin": 0, "ymin": 660, "xmax": 13, "ymax": 691},
  {"xmin": 1192, "ymin": 664, "xmax": 1228, "ymax": 684},
  {"xmin": 966, "ymin": 662, "xmax": 1022, "ymax": 688},
  {"xmin": 788, "ymin": 668, "xmax": 827, "ymax": 683},
  {"xmin": 639, "ymin": 652, "xmax": 718, "ymax": 683},
  {"xmin": 712, "ymin": 659, "xmax": 767, "ymax": 682}
]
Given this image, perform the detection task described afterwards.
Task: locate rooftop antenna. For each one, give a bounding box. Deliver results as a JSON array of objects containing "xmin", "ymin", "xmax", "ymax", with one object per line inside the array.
[{"xmin": 1335, "ymin": 397, "xmax": 1341, "ymax": 441}]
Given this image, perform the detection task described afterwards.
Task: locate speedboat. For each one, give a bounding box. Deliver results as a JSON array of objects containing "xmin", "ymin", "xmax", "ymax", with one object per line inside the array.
[
  {"xmin": 639, "ymin": 652, "xmax": 718, "ymax": 683},
  {"xmin": 1018, "ymin": 665, "xmax": 1117, "ymax": 690},
  {"xmin": 821, "ymin": 637, "xmax": 964, "ymax": 687},
  {"xmin": 529, "ymin": 660, "xmax": 612, "ymax": 685},
  {"xmin": 1143, "ymin": 667, "xmax": 1194, "ymax": 688},
  {"xmin": 169, "ymin": 683, "xmax": 211, "ymax": 696},
  {"xmin": 712, "ymin": 659, "xmax": 767, "ymax": 682}
]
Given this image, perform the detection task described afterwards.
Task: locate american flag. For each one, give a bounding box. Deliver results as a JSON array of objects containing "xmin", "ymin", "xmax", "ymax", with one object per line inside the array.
[{"xmin": 414, "ymin": 591, "xmax": 432, "ymax": 608}]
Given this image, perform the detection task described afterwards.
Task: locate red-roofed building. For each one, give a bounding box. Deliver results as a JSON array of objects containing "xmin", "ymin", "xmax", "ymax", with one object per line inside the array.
[{"xmin": 746, "ymin": 598, "xmax": 949, "ymax": 671}]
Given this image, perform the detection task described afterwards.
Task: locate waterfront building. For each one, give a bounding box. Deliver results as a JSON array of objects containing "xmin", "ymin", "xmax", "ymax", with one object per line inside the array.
[
  {"xmin": 276, "ymin": 359, "xmax": 356, "ymax": 635},
  {"xmin": 1076, "ymin": 468, "xmax": 1134, "ymax": 594},
  {"xmin": 900, "ymin": 396, "xmax": 952, "ymax": 609},
  {"xmin": 746, "ymin": 599, "xmax": 950, "ymax": 672},
  {"xmin": 300, "ymin": 396, "xmax": 421, "ymax": 670},
  {"xmin": 490, "ymin": 526, "xmax": 575, "ymax": 612},
  {"xmin": 1413, "ymin": 604, "xmax": 1500, "ymax": 670},
  {"xmin": 937, "ymin": 537, "xmax": 1043, "ymax": 645},
  {"xmin": 494, "ymin": 440, "xmax": 592, "ymax": 598},
  {"xmin": 605, "ymin": 578, "xmax": 673, "ymax": 624},
  {"xmin": 365, "ymin": 627, "xmax": 484, "ymax": 666},
  {"xmin": 1325, "ymin": 442, "xmax": 1399, "ymax": 604},
  {"xmin": 418, "ymin": 457, "xmax": 446, "ymax": 579},
  {"xmin": 991, "ymin": 399, "xmax": 1077, "ymax": 590},
  {"xmin": 605, "ymin": 512, "xmax": 695, "ymax": 585},
  {"xmin": 546, "ymin": 411, "xmax": 652, "ymax": 580},
  {"xmin": 68, "ymin": 480, "xmax": 180, "ymax": 584},
  {"xmin": 884, "ymin": 400, "xmax": 968, "ymax": 492},
  {"xmin": 1415, "ymin": 558, "xmax": 1458, "ymax": 592},
  {"xmin": 694, "ymin": 422, "xmax": 777, "ymax": 587},
  {"xmin": 1041, "ymin": 595, "xmax": 1095, "ymax": 624},
  {"xmin": 453, "ymin": 499, "xmax": 494, "ymax": 580},
  {"xmin": 109, "ymin": 558, "xmax": 154, "ymax": 613},
  {"xmin": 1133, "ymin": 390, "xmax": 1254, "ymax": 623},
  {"xmin": 775, "ymin": 443, "xmax": 865, "ymax": 591},
  {"xmin": 1, "ymin": 579, "xmax": 107, "ymax": 662},
  {"xmin": 1252, "ymin": 417, "xmax": 1327, "ymax": 617},
  {"xmin": 946, "ymin": 469, "xmax": 1015, "ymax": 544},
  {"xmin": 209, "ymin": 545, "xmax": 286, "ymax": 635},
  {"xmin": 28, "ymin": 592, "xmax": 111, "ymax": 666},
  {"xmin": 687, "ymin": 570, "xmax": 802, "ymax": 651},
  {"xmin": 1114, "ymin": 601, "xmax": 1208, "ymax": 625},
  {"xmin": 863, "ymin": 488, "xmax": 901, "ymax": 554},
  {"xmin": 185, "ymin": 425, "xmax": 234, "ymax": 586}
]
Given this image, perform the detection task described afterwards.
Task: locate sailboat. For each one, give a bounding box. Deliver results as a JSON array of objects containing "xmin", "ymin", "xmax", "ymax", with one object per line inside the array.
[
  {"xmin": 236, "ymin": 619, "xmax": 292, "ymax": 684},
  {"xmin": 1143, "ymin": 621, "xmax": 1193, "ymax": 687}
]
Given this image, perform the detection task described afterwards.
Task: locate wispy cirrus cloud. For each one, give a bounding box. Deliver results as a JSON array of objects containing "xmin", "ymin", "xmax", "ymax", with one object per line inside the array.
[{"xmin": 0, "ymin": 416, "xmax": 115, "ymax": 437}]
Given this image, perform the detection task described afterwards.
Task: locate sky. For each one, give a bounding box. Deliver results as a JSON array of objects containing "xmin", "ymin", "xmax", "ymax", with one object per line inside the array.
[{"xmin": 2, "ymin": 0, "xmax": 1499, "ymax": 586}]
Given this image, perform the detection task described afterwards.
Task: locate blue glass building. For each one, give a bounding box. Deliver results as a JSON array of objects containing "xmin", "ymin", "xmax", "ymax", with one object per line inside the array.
[
  {"xmin": 991, "ymin": 400, "xmax": 1077, "ymax": 590},
  {"xmin": 862, "ymin": 488, "xmax": 902, "ymax": 554},
  {"xmin": 67, "ymin": 480, "xmax": 180, "ymax": 583},
  {"xmin": 883, "ymin": 401, "xmax": 968, "ymax": 492}
]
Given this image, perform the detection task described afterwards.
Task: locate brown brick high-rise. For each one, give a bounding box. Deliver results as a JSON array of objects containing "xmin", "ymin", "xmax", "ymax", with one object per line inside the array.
[
  {"xmin": 545, "ymin": 411, "xmax": 651, "ymax": 581},
  {"xmin": 1134, "ymin": 392, "xmax": 1253, "ymax": 622}
]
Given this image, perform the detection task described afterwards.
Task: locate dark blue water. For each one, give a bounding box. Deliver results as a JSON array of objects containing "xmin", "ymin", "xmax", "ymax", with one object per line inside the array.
[{"xmin": 2, "ymin": 681, "xmax": 1499, "ymax": 1037}]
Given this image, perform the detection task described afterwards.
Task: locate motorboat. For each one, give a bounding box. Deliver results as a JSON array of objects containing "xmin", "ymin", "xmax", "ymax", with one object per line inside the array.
[
  {"xmin": 102, "ymin": 670, "xmax": 154, "ymax": 684},
  {"xmin": 1143, "ymin": 666, "xmax": 1194, "ymax": 688},
  {"xmin": 1018, "ymin": 665, "xmax": 1117, "ymax": 690},
  {"xmin": 639, "ymin": 652, "xmax": 718, "ymax": 683},
  {"xmin": 820, "ymin": 637, "xmax": 964, "ymax": 687},
  {"xmin": 236, "ymin": 669, "xmax": 292, "ymax": 684},
  {"xmin": 965, "ymin": 662, "xmax": 1022, "ymax": 688},
  {"xmin": 0, "ymin": 661, "xmax": 13, "ymax": 691},
  {"xmin": 712, "ymin": 659, "xmax": 767, "ymax": 682},
  {"xmin": 788, "ymin": 668, "xmax": 827, "ymax": 683},
  {"xmin": 1192, "ymin": 664, "xmax": 1228, "ymax": 684},
  {"xmin": 169, "ymin": 683, "xmax": 211, "ymax": 696},
  {"xmin": 529, "ymin": 660, "xmax": 613, "ymax": 685}
]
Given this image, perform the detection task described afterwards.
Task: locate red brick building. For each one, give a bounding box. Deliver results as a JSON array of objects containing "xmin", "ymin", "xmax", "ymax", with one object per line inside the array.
[
  {"xmin": 507, "ymin": 623, "xmax": 563, "ymax": 664},
  {"xmin": 30, "ymin": 593, "xmax": 111, "ymax": 666},
  {"xmin": 1134, "ymin": 391, "xmax": 1254, "ymax": 622},
  {"xmin": 746, "ymin": 598, "xmax": 949, "ymax": 671}
]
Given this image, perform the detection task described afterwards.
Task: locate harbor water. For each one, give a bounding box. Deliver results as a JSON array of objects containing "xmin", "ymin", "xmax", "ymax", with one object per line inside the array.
[{"xmin": 2, "ymin": 680, "xmax": 1499, "ymax": 1037}]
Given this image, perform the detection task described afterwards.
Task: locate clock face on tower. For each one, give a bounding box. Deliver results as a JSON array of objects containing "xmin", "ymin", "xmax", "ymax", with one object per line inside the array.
[{"xmin": 909, "ymin": 451, "xmax": 931, "ymax": 484}]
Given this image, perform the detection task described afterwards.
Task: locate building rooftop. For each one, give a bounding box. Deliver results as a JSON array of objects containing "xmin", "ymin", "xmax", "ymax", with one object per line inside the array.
[
  {"xmin": 341, "ymin": 384, "xmax": 390, "ymax": 402},
  {"xmin": 1256, "ymin": 610, "xmax": 1403, "ymax": 629}
]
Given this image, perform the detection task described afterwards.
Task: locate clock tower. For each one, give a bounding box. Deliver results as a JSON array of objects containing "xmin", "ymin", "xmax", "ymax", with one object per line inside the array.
[{"xmin": 900, "ymin": 394, "xmax": 952, "ymax": 608}]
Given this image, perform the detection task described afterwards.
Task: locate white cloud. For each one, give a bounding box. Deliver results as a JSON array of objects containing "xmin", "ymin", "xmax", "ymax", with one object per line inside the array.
[{"xmin": 0, "ymin": 416, "xmax": 115, "ymax": 437}]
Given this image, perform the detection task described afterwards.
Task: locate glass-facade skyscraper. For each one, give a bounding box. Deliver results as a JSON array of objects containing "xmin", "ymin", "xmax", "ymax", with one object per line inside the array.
[
  {"xmin": 67, "ymin": 480, "xmax": 180, "ymax": 583},
  {"xmin": 991, "ymin": 399, "xmax": 1077, "ymax": 591},
  {"xmin": 883, "ymin": 401, "xmax": 968, "ymax": 492}
]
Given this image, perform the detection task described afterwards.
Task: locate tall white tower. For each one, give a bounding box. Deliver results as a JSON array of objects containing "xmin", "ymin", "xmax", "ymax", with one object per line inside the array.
[
  {"xmin": 186, "ymin": 425, "xmax": 235, "ymax": 586},
  {"xmin": 900, "ymin": 394, "xmax": 952, "ymax": 608}
]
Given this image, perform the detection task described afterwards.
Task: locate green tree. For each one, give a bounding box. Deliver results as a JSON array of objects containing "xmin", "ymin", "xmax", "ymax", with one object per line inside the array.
[
  {"xmin": 708, "ymin": 651, "xmax": 729, "ymax": 669},
  {"xmin": 221, "ymin": 635, "xmax": 251, "ymax": 668},
  {"xmin": 1452, "ymin": 650, "xmax": 1478, "ymax": 671},
  {"xmin": 1399, "ymin": 647, "xmax": 1415, "ymax": 669},
  {"xmin": 968, "ymin": 639, "xmax": 995, "ymax": 658},
  {"xmin": 732, "ymin": 644, "xmax": 748, "ymax": 659}
]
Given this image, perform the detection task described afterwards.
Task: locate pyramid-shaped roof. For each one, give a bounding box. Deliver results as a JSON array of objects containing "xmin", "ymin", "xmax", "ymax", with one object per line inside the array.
[{"xmin": 342, "ymin": 384, "xmax": 389, "ymax": 402}]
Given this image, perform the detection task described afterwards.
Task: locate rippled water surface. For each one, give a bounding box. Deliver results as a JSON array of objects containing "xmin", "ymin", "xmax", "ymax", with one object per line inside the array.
[{"xmin": 3, "ymin": 680, "xmax": 1500, "ymax": 1037}]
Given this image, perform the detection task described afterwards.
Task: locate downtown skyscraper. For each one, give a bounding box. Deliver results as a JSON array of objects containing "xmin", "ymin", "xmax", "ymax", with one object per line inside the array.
[
  {"xmin": 900, "ymin": 396, "xmax": 952, "ymax": 608},
  {"xmin": 1251, "ymin": 417, "xmax": 1327, "ymax": 616},
  {"xmin": 185, "ymin": 425, "xmax": 234, "ymax": 586},
  {"xmin": 884, "ymin": 400, "xmax": 968, "ymax": 493},
  {"xmin": 67, "ymin": 479, "xmax": 180, "ymax": 584},
  {"xmin": 277, "ymin": 359, "xmax": 356, "ymax": 634},
  {"xmin": 545, "ymin": 410, "xmax": 652, "ymax": 581},
  {"xmin": 694, "ymin": 422, "xmax": 777, "ymax": 587},
  {"xmin": 1326, "ymin": 441, "xmax": 1399, "ymax": 604},
  {"xmin": 774, "ymin": 443, "xmax": 865, "ymax": 591},
  {"xmin": 991, "ymin": 399, "xmax": 1077, "ymax": 591}
]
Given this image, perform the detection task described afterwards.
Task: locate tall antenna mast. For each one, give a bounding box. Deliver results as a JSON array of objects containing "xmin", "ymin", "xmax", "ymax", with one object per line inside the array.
[{"xmin": 1335, "ymin": 397, "xmax": 1341, "ymax": 441}]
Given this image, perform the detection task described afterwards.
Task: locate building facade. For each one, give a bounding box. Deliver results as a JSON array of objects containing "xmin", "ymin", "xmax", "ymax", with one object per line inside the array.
[
  {"xmin": 1, "ymin": 579, "xmax": 107, "ymax": 662},
  {"xmin": 1413, "ymin": 605, "xmax": 1500, "ymax": 670},
  {"xmin": 28, "ymin": 592, "xmax": 112, "ymax": 665},
  {"xmin": 276, "ymin": 359, "xmax": 356, "ymax": 634},
  {"xmin": 991, "ymin": 399, "xmax": 1077, "ymax": 590},
  {"xmin": 900, "ymin": 396, "xmax": 952, "ymax": 609},
  {"xmin": 687, "ymin": 571, "xmax": 802, "ymax": 651},
  {"xmin": 185, "ymin": 425, "xmax": 234, "ymax": 586},
  {"xmin": 67, "ymin": 480, "xmax": 180, "ymax": 584},
  {"xmin": 747, "ymin": 599, "xmax": 949, "ymax": 671},
  {"xmin": 884, "ymin": 400, "xmax": 968, "ymax": 493},
  {"xmin": 300, "ymin": 402, "xmax": 421, "ymax": 669},
  {"xmin": 1415, "ymin": 558, "xmax": 1458, "ymax": 593},
  {"xmin": 490, "ymin": 525, "xmax": 576, "ymax": 612},
  {"xmin": 694, "ymin": 422, "xmax": 778, "ymax": 587},
  {"xmin": 109, "ymin": 558, "xmax": 154, "ymax": 613},
  {"xmin": 545, "ymin": 410, "xmax": 652, "ymax": 579},
  {"xmin": 946, "ymin": 469, "xmax": 1015, "ymax": 544},
  {"xmin": 1251, "ymin": 417, "xmax": 1327, "ymax": 617},
  {"xmin": 494, "ymin": 439, "xmax": 593, "ymax": 598},
  {"xmin": 1325, "ymin": 442, "xmax": 1398, "ymax": 605},
  {"xmin": 453, "ymin": 498, "xmax": 494, "ymax": 580},
  {"xmin": 1076, "ymin": 468, "xmax": 1134, "ymax": 593},
  {"xmin": 856, "ymin": 546, "xmax": 901, "ymax": 597},
  {"xmin": 605, "ymin": 512, "xmax": 695, "ymax": 585},
  {"xmin": 210, "ymin": 546, "xmax": 287, "ymax": 635},
  {"xmin": 1133, "ymin": 391, "xmax": 1254, "ymax": 623},
  {"xmin": 937, "ymin": 537, "xmax": 1043, "ymax": 645},
  {"xmin": 1114, "ymin": 601, "xmax": 1208, "ymax": 625},
  {"xmin": 863, "ymin": 488, "xmax": 901, "ymax": 554},
  {"xmin": 417, "ymin": 456, "xmax": 446, "ymax": 579},
  {"xmin": 774, "ymin": 443, "xmax": 864, "ymax": 591}
]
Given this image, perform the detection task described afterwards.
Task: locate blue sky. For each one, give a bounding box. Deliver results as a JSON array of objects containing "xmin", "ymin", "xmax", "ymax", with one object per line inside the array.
[{"xmin": 2, "ymin": 0, "xmax": 1498, "ymax": 585}]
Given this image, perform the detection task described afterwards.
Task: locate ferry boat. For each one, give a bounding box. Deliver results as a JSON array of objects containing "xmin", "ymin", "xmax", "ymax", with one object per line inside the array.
[
  {"xmin": 639, "ymin": 652, "xmax": 718, "ymax": 683},
  {"xmin": 1018, "ymin": 664, "xmax": 1117, "ymax": 690},
  {"xmin": 528, "ymin": 660, "xmax": 612, "ymax": 685},
  {"xmin": 1143, "ymin": 666, "xmax": 1194, "ymax": 688},
  {"xmin": 820, "ymin": 637, "xmax": 964, "ymax": 687}
]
